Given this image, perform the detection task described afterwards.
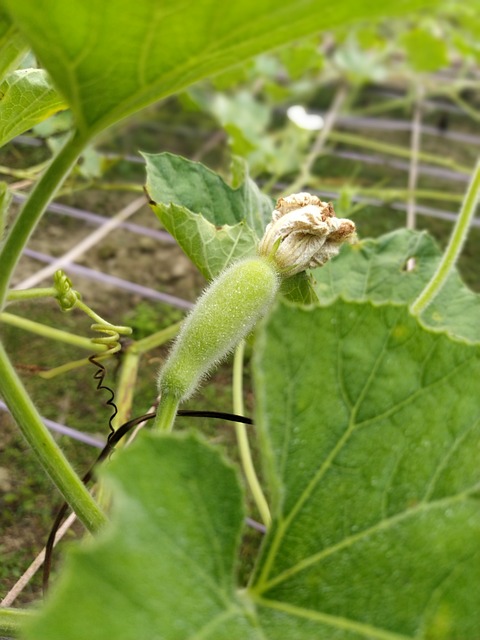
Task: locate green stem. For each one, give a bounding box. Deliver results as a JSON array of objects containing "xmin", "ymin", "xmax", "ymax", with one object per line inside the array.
[
  {"xmin": 0, "ymin": 129, "xmax": 88, "ymax": 311},
  {"xmin": 406, "ymin": 96, "xmax": 422, "ymax": 231},
  {"xmin": 153, "ymin": 393, "xmax": 179, "ymax": 432},
  {"xmin": 90, "ymin": 181, "xmax": 144, "ymax": 194},
  {"xmin": 0, "ymin": 312, "xmax": 106, "ymax": 351},
  {"xmin": 39, "ymin": 354, "xmax": 112, "ymax": 379},
  {"xmin": 0, "ymin": 160, "xmax": 49, "ymax": 180},
  {"xmin": 6, "ymin": 287, "xmax": 57, "ymax": 302},
  {"xmin": 351, "ymin": 95, "xmax": 410, "ymax": 117},
  {"xmin": 233, "ymin": 341, "xmax": 271, "ymax": 528},
  {"xmin": 328, "ymin": 130, "xmax": 472, "ymax": 176},
  {"xmin": 308, "ymin": 181, "xmax": 463, "ymax": 204},
  {"xmin": 450, "ymin": 94, "xmax": 480, "ymax": 123},
  {"xmin": 352, "ymin": 187, "xmax": 463, "ymax": 204},
  {"xmin": 73, "ymin": 299, "xmax": 116, "ymax": 326},
  {"xmin": 95, "ymin": 349, "xmax": 140, "ymax": 512},
  {"xmin": 112, "ymin": 349, "xmax": 140, "ymax": 430},
  {"xmin": 132, "ymin": 321, "xmax": 182, "ymax": 355},
  {"xmin": 0, "ymin": 607, "xmax": 31, "ymax": 637},
  {"xmin": 410, "ymin": 159, "xmax": 480, "ymax": 315},
  {"xmin": 0, "ymin": 342, "xmax": 107, "ymax": 533}
]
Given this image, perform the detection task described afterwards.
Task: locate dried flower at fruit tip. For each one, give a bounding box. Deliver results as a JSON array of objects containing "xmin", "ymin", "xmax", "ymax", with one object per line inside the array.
[{"xmin": 258, "ymin": 192, "xmax": 356, "ymax": 276}]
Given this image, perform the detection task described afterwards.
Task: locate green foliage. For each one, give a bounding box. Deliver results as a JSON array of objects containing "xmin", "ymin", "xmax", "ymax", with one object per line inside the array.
[
  {"xmin": 447, "ymin": 3, "xmax": 480, "ymax": 63},
  {"xmin": 333, "ymin": 35, "xmax": 387, "ymax": 85},
  {"xmin": 251, "ymin": 299, "xmax": 480, "ymax": 639},
  {"xmin": 145, "ymin": 152, "xmax": 272, "ymax": 279},
  {"xmin": 208, "ymin": 91, "xmax": 272, "ymax": 159},
  {"xmin": 401, "ymin": 27, "xmax": 449, "ymax": 72},
  {"xmin": 24, "ymin": 433, "xmax": 256, "ymax": 639},
  {"xmin": 0, "ymin": 69, "xmax": 66, "ymax": 148},
  {"xmin": 180, "ymin": 7, "xmax": 480, "ymax": 189},
  {"xmin": 279, "ymin": 272, "xmax": 319, "ymax": 305},
  {"xmin": 279, "ymin": 39, "xmax": 324, "ymax": 80},
  {"xmin": 25, "ymin": 297, "xmax": 480, "ymax": 639},
  {"xmin": 0, "ymin": 7, "xmax": 27, "ymax": 80},
  {"xmin": 2, "ymin": 0, "xmax": 441, "ymax": 140},
  {"xmin": 313, "ymin": 229, "xmax": 480, "ymax": 342},
  {"xmin": 1, "ymin": 0, "xmax": 480, "ymax": 638}
]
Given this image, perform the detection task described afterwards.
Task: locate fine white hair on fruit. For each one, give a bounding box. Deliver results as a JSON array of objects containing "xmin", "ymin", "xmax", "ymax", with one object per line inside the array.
[
  {"xmin": 157, "ymin": 256, "xmax": 279, "ymax": 402},
  {"xmin": 157, "ymin": 192, "xmax": 355, "ymax": 405}
]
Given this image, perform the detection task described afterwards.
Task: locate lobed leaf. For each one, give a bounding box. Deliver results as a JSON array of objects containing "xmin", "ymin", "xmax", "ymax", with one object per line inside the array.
[
  {"xmin": 145, "ymin": 152, "xmax": 272, "ymax": 279},
  {"xmin": 0, "ymin": 69, "xmax": 67, "ymax": 148},
  {"xmin": 25, "ymin": 433, "xmax": 262, "ymax": 640},
  {"xmin": 400, "ymin": 27, "xmax": 449, "ymax": 73},
  {"xmin": 2, "ymin": 0, "xmax": 442, "ymax": 138},
  {"xmin": 251, "ymin": 298, "xmax": 480, "ymax": 639},
  {"xmin": 313, "ymin": 228, "xmax": 480, "ymax": 342},
  {"xmin": 0, "ymin": 6, "xmax": 27, "ymax": 81},
  {"xmin": 25, "ymin": 299, "xmax": 480, "ymax": 639},
  {"xmin": 145, "ymin": 152, "xmax": 320, "ymax": 304}
]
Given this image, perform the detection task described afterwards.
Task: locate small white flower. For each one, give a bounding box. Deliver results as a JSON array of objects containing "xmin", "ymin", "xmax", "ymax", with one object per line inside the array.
[{"xmin": 258, "ymin": 192, "xmax": 356, "ymax": 276}]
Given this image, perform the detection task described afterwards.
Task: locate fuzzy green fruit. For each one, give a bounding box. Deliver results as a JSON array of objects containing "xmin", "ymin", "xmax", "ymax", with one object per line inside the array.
[{"xmin": 158, "ymin": 256, "xmax": 279, "ymax": 403}]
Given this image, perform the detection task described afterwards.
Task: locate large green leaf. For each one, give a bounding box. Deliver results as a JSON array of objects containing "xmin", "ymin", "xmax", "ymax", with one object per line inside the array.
[
  {"xmin": 145, "ymin": 152, "xmax": 318, "ymax": 302},
  {"xmin": 24, "ymin": 300, "xmax": 480, "ymax": 639},
  {"xmin": 0, "ymin": 69, "xmax": 66, "ymax": 148},
  {"xmin": 313, "ymin": 228, "xmax": 480, "ymax": 342},
  {"xmin": 3, "ymin": 0, "xmax": 442, "ymax": 138},
  {"xmin": 0, "ymin": 6, "xmax": 27, "ymax": 80},
  {"xmin": 400, "ymin": 27, "xmax": 449, "ymax": 73},
  {"xmin": 145, "ymin": 152, "xmax": 272, "ymax": 279},
  {"xmin": 250, "ymin": 299, "xmax": 480, "ymax": 639},
  {"xmin": 25, "ymin": 433, "xmax": 262, "ymax": 640}
]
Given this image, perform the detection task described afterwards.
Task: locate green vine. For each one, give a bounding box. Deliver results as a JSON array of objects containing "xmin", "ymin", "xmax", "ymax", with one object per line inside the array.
[
  {"xmin": 0, "ymin": 341, "xmax": 107, "ymax": 533},
  {"xmin": 411, "ymin": 160, "xmax": 480, "ymax": 315},
  {"xmin": 233, "ymin": 341, "xmax": 271, "ymax": 527},
  {"xmin": 0, "ymin": 130, "xmax": 88, "ymax": 311}
]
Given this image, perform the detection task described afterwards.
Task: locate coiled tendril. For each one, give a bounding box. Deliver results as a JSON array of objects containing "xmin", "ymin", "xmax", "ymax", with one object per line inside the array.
[
  {"xmin": 87, "ymin": 321, "xmax": 132, "ymax": 441},
  {"xmin": 53, "ymin": 270, "xmax": 80, "ymax": 311},
  {"xmin": 53, "ymin": 269, "xmax": 132, "ymax": 439}
]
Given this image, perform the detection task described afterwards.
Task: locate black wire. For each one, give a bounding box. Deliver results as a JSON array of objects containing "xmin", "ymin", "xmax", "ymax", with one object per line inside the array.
[
  {"xmin": 178, "ymin": 409, "xmax": 253, "ymax": 425},
  {"xmin": 88, "ymin": 355, "xmax": 117, "ymax": 442},
  {"xmin": 42, "ymin": 408, "xmax": 253, "ymax": 594}
]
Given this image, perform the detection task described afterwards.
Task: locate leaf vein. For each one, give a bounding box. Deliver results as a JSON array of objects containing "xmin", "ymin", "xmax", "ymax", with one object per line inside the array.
[
  {"xmin": 422, "ymin": 413, "xmax": 480, "ymax": 502},
  {"xmin": 252, "ymin": 596, "xmax": 413, "ymax": 640},
  {"xmin": 257, "ymin": 488, "xmax": 479, "ymax": 592},
  {"xmin": 355, "ymin": 351, "xmax": 477, "ymax": 430}
]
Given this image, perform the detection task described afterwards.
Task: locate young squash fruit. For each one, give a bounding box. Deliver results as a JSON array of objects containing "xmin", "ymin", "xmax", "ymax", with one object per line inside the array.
[{"xmin": 155, "ymin": 192, "xmax": 355, "ymax": 431}]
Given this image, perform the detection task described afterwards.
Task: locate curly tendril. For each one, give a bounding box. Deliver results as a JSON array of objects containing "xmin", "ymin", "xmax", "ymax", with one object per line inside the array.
[
  {"xmin": 52, "ymin": 269, "xmax": 132, "ymax": 444},
  {"xmin": 53, "ymin": 270, "xmax": 81, "ymax": 311},
  {"xmin": 87, "ymin": 322, "xmax": 132, "ymax": 441},
  {"xmin": 88, "ymin": 320, "xmax": 131, "ymax": 356}
]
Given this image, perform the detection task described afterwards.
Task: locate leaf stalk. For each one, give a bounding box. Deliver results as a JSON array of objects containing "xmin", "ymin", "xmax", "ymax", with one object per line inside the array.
[
  {"xmin": 0, "ymin": 129, "xmax": 88, "ymax": 311},
  {"xmin": 233, "ymin": 341, "xmax": 271, "ymax": 528},
  {"xmin": 411, "ymin": 159, "xmax": 480, "ymax": 315},
  {"xmin": 0, "ymin": 341, "xmax": 107, "ymax": 533}
]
